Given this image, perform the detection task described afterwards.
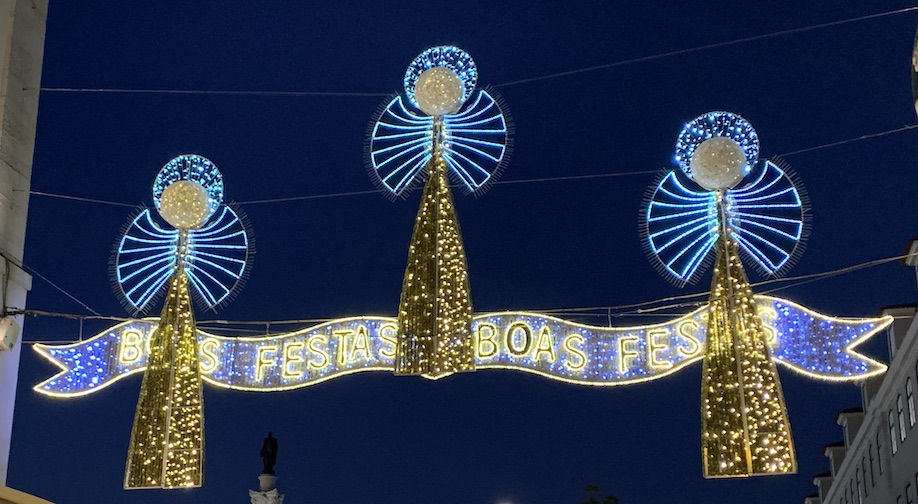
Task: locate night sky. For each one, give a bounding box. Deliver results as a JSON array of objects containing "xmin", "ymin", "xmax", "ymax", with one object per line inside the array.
[{"xmin": 8, "ymin": 2, "xmax": 918, "ymax": 503}]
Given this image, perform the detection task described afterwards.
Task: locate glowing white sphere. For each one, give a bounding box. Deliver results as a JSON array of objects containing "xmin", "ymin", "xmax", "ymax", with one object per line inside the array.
[
  {"xmin": 689, "ymin": 137, "xmax": 747, "ymax": 190},
  {"xmin": 414, "ymin": 67, "xmax": 464, "ymax": 116},
  {"xmin": 158, "ymin": 180, "xmax": 211, "ymax": 229}
]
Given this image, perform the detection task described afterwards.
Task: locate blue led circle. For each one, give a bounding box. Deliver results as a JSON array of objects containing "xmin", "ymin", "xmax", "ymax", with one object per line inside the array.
[
  {"xmin": 152, "ymin": 154, "xmax": 224, "ymax": 215},
  {"xmin": 404, "ymin": 46, "xmax": 478, "ymax": 110},
  {"xmin": 674, "ymin": 111, "xmax": 759, "ymax": 181}
]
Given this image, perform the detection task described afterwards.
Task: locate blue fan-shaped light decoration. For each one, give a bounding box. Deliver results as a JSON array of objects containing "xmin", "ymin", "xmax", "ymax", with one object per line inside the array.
[
  {"xmin": 115, "ymin": 155, "xmax": 252, "ymax": 313},
  {"xmin": 643, "ymin": 112, "xmax": 807, "ymax": 285},
  {"xmin": 368, "ymin": 45, "xmax": 510, "ymax": 196}
]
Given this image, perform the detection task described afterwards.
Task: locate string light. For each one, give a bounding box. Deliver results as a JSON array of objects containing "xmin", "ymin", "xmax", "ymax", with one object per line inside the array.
[
  {"xmin": 124, "ymin": 267, "xmax": 204, "ymax": 489},
  {"xmin": 32, "ymin": 296, "xmax": 889, "ymax": 396},
  {"xmin": 701, "ymin": 230, "xmax": 795, "ymax": 477},
  {"xmin": 395, "ymin": 152, "xmax": 475, "ymax": 375}
]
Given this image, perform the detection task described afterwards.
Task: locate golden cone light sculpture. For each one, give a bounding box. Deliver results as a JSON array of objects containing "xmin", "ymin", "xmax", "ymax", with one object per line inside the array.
[
  {"xmin": 125, "ymin": 255, "xmax": 204, "ymax": 488},
  {"xmin": 114, "ymin": 155, "xmax": 253, "ymax": 488},
  {"xmin": 395, "ymin": 121, "xmax": 475, "ymax": 375},
  {"xmin": 367, "ymin": 46, "xmax": 510, "ymax": 377},
  {"xmin": 700, "ymin": 202, "xmax": 795, "ymax": 477},
  {"xmin": 642, "ymin": 112, "xmax": 807, "ymax": 477}
]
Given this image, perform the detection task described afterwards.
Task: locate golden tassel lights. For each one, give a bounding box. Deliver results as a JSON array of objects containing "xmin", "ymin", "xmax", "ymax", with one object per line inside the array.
[
  {"xmin": 125, "ymin": 254, "xmax": 204, "ymax": 488},
  {"xmin": 700, "ymin": 203, "xmax": 795, "ymax": 477},
  {"xmin": 642, "ymin": 112, "xmax": 806, "ymax": 477},
  {"xmin": 114, "ymin": 155, "xmax": 253, "ymax": 488},
  {"xmin": 367, "ymin": 46, "xmax": 510, "ymax": 377},
  {"xmin": 396, "ymin": 119, "xmax": 475, "ymax": 375}
]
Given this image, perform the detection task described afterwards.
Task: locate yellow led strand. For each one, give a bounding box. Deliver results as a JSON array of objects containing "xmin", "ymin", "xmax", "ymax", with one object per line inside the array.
[
  {"xmin": 700, "ymin": 194, "xmax": 795, "ymax": 478},
  {"xmin": 124, "ymin": 231, "xmax": 204, "ymax": 489},
  {"xmin": 395, "ymin": 117, "xmax": 475, "ymax": 376}
]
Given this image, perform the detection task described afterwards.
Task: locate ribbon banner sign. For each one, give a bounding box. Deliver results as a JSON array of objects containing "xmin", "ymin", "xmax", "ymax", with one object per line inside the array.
[{"xmin": 33, "ymin": 296, "xmax": 889, "ymax": 397}]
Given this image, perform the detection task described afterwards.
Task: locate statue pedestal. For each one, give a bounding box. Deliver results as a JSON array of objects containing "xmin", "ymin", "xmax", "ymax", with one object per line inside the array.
[{"xmin": 249, "ymin": 474, "xmax": 284, "ymax": 504}]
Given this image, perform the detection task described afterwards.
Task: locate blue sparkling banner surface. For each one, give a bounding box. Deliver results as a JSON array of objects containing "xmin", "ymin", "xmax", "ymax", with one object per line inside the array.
[{"xmin": 33, "ymin": 296, "xmax": 889, "ymax": 397}]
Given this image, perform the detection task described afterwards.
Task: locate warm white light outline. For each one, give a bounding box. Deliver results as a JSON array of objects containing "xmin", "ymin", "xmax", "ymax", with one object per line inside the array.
[{"xmin": 32, "ymin": 297, "xmax": 890, "ymax": 397}]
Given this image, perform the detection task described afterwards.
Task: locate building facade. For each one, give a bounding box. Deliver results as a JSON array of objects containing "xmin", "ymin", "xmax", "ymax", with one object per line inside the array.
[
  {"xmin": 805, "ymin": 242, "xmax": 918, "ymax": 504},
  {"xmin": 0, "ymin": 0, "xmax": 48, "ymax": 502}
]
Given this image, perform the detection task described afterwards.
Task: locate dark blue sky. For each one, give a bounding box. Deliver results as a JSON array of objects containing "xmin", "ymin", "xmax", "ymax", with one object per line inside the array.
[{"xmin": 9, "ymin": 1, "xmax": 918, "ymax": 503}]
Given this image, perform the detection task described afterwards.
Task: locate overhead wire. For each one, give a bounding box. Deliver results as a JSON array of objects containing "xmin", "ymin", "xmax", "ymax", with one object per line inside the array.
[
  {"xmin": 17, "ymin": 6, "xmax": 918, "ymax": 337},
  {"xmin": 493, "ymin": 7, "xmax": 918, "ymax": 87},
  {"xmin": 0, "ymin": 252, "xmax": 102, "ymax": 316},
  {"xmin": 17, "ymin": 249, "xmax": 915, "ymax": 344},
  {"xmin": 24, "ymin": 121, "xmax": 918, "ymax": 208},
  {"xmin": 38, "ymin": 88, "xmax": 390, "ymax": 98},
  {"xmin": 36, "ymin": 7, "xmax": 918, "ymax": 96}
]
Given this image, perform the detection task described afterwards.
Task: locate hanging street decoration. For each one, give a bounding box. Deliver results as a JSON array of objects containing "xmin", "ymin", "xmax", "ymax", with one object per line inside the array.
[
  {"xmin": 113, "ymin": 155, "xmax": 253, "ymax": 490},
  {"xmin": 367, "ymin": 46, "xmax": 510, "ymax": 377},
  {"xmin": 642, "ymin": 111, "xmax": 809, "ymax": 478},
  {"xmin": 33, "ymin": 295, "xmax": 888, "ymax": 396},
  {"xmin": 29, "ymin": 60, "xmax": 897, "ymax": 485}
]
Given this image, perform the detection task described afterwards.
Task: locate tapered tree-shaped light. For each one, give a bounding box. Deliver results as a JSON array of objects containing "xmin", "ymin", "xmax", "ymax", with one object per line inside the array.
[
  {"xmin": 642, "ymin": 112, "xmax": 807, "ymax": 477},
  {"xmin": 368, "ymin": 46, "xmax": 510, "ymax": 376},
  {"xmin": 116, "ymin": 155, "xmax": 253, "ymax": 488}
]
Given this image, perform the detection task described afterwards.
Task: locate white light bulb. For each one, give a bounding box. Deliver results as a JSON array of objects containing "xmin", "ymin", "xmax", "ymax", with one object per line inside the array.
[
  {"xmin": 689, "ymin": 137, "xmax": 747, "ymax": 190},
  {"xmin": 414, "ymin": 66, "xmax": 464, "ymax": 116},
  {"xmin": 158, "ymin": 180, "xmax": 211, "ymax": 229}
]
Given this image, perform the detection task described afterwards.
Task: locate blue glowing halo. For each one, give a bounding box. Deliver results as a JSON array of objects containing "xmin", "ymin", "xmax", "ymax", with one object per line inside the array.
[
  {"xmin": 674, "ymin": 111, "xmax": 759, "ymax": 181},
  {"xmin": 404, "ymin": 46, "xmax": 478, "ymax": 110},
  {"xmin": 152, "ymin": 154, "xmax": 224, "ymax": 216}
]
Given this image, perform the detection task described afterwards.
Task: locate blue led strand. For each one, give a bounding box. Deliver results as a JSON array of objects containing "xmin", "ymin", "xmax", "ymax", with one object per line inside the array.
[
  {"xmin": 441, "ymin": 90, "xmax": 508, "ymax": 192},
  {"xmin": 644, "ymin": 171, "xmax": 719, "ymax": 284},
  {"xmin": 674, "ymin": 111, "xmax": 759, "ymax": 180},
  {"xmin": 116, "ymin": 210, "xmax": 180, "ymax": 311},
  {"xmin": 369, "ymin": 91, "xmax": 509, "ymax": 196},
  {"xmin": 185, "ymin": 206, "xmax": 251, "ymax": 309},
  {"xmin": 152, "ymin": 154, "xmax": 224, "ymax": 215},
  {"xmin": 369, "ymin": 96, "xmax": 434, "ymax": 195},
  {"xmin": 404, "ymin": 46, "xmax": 478, "ymax": 109},
  {"xmin": 726, "ymin": 161, "xmax": 806, "ymax": 275}
]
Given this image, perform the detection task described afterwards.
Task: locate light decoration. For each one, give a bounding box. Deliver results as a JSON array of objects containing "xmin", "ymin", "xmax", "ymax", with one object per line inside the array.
[
  {"xmin": 367, "ymin": 46, "xmax": 510, "ymax": 376},
  {"xmin": 642, "ymin": 111, "xmax": 809, "ymax": 478},
  {"xmin": 114, "ymin": 154, "xmax": 253, "ymax": 489},
  {"xmin": 33, "ymin": 296, "xmax": 889, "ymax": 396}
]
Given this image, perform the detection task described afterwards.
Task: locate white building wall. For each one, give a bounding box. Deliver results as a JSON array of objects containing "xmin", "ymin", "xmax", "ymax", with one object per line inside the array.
[
  {"xmin": 0, "ymin": 0, "xmax": 46, "ymax": 486},
  {"xmin": 814, "ymin": 307, "xmax": 918, "ymax": 504}
]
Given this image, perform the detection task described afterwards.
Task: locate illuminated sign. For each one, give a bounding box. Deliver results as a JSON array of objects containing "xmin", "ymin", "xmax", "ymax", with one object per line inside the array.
[{"xmin": 33, "ymin": 296, "xmax": 889, "ymax": 397}]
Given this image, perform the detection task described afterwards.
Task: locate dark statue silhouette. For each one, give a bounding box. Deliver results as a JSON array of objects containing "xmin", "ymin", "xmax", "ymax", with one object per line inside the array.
[{"xmin": 260, "ymin": 432, "xmax": 278, "ymax": 475}]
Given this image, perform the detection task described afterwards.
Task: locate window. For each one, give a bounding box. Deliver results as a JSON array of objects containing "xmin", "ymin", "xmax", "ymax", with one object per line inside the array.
[
  {"xmin": 876, "ymin": 432, "xmax": 884, "ymax": 474},
  {"xmin": 891, "ymin": 411, "xmax": 899, "ymax": 454},
  {"xmin": 856, "ymin": 468, "xmax": 863, "ymax": 504},
  {"xmin": 869, "ymin": 443, "xmax": 877, "ymax": 485},
  {"xmin": 899, "ymin": 395, "xmax": 908, "ymax": 442},
  {"xmin": 909, "ymin": 378, "xmax": 916, "ymax": 427}
]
